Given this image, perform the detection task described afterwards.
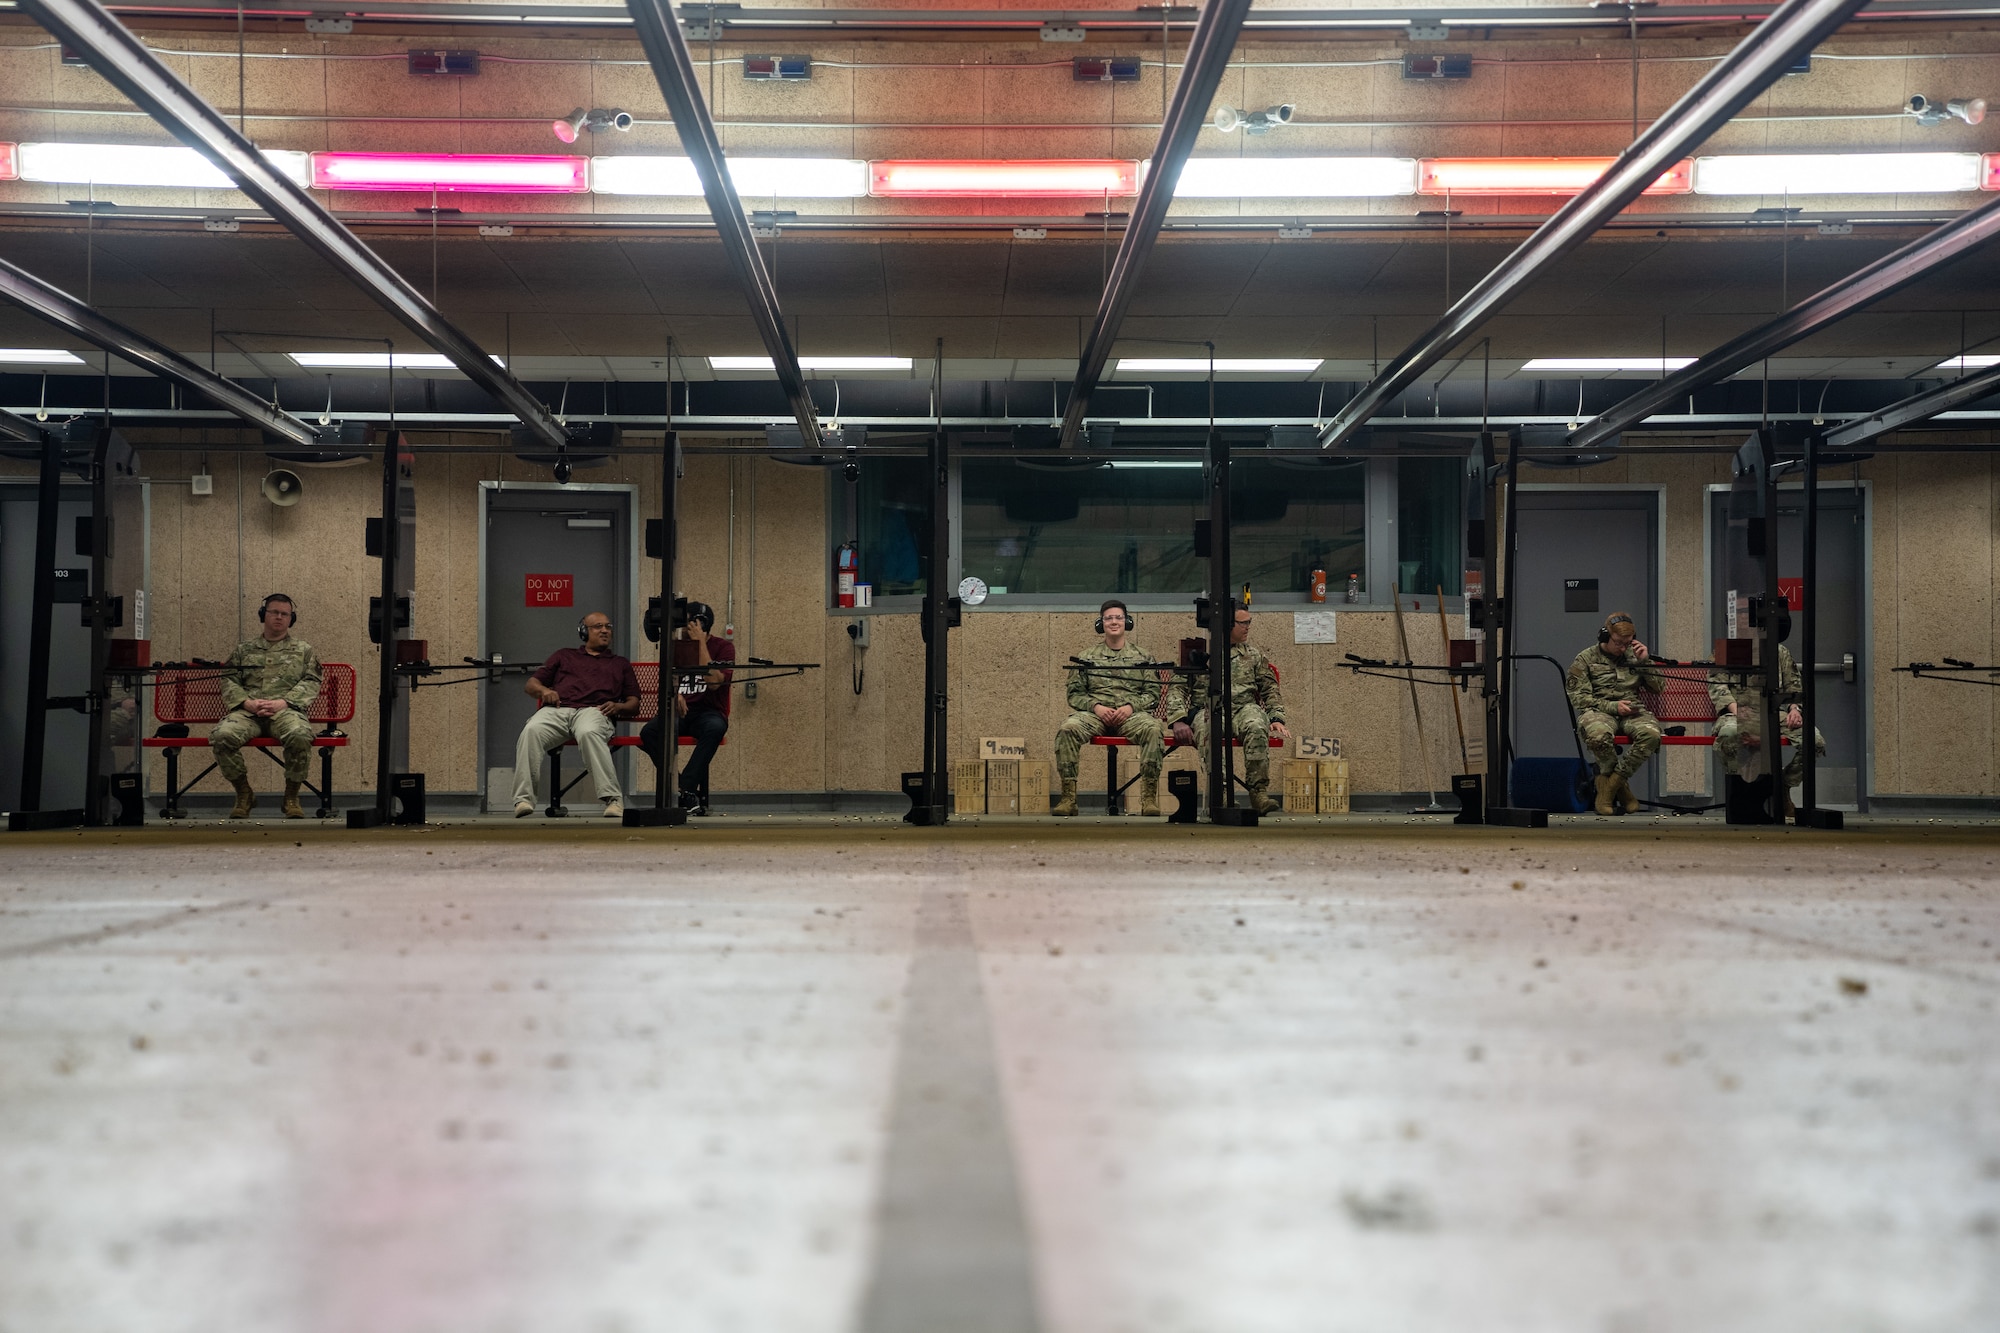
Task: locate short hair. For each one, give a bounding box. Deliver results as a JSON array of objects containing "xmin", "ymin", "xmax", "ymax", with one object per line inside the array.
[
  {"xmin": 1604, "ymin": 612, "xmax": 1636, "ymax": 635},
  {"xmin": 1099, "ymin": 599, "xmax": 1130, "ymax": 621}
]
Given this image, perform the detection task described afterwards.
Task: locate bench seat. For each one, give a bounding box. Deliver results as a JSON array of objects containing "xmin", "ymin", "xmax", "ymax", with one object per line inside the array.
[{"xmin": 145, "ymin": 664, "xmax": 358, "ymax": 818}]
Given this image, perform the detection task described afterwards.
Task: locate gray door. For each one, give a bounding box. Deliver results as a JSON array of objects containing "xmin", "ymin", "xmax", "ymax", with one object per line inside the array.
[
  {"xmin": 481, "ymin": 487, "xmax": 632, "ymax": 804},
  {"xmin": 1709, "ymin": 485, "xmax": 1866, "ymax": 809},
  {"xmin": 1510, "ymin": 490, "xmax": 1660, "ymax": 797},
  {"xmin": 1, "ymin": 487, "xmax": 92, "ymax": 811}
]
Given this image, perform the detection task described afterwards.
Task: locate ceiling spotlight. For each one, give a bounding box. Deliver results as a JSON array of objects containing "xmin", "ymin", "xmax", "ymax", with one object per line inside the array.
[
  {"xmin": 552, "ymin": 107, "xmax": 634, "ymax": 143},
  {"xmin": 1907, "ymin": 93, "xmax": 1986, "ymax": 126},
  {"xmin": 1213, "ymin": 104, "xmax": 1294, "ymax": 135}
]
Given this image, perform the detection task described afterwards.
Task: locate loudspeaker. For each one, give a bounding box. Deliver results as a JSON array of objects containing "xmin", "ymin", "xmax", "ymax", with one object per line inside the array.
[
  {"xmin": 1166, "ymin": 769, "xmax": 1201, "ymax": 823},
  {"xmin": 1725, "ymin": 772, "xmax": 1777, "ymax": 825},
  {"xmin": 1451, "ymin": 772, "xmax": 1484, "ymax": 824},
  {"xmin": 109, "ymin": 773, "xmax": 145, "ymax": 826},
  {"xmin": 260, "ymin": 469, "xmax": 304, "ymax": 506}
]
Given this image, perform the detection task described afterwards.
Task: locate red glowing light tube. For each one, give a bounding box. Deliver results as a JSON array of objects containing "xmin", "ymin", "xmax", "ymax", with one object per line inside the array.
[
  {"xmin": 309, "ymin": 151, "xmax": 589, "ymax": 193},
  {"xmin": 0, "ymin": 142, "xmax": 16, "ymax": 181},
  {"xmin": 1418, "ymin": 157, "xmax": 1694, "ymax": 196},
  {"xmin": 869, "ymin": 159, "xmax": 1139, "ymax": 198}
]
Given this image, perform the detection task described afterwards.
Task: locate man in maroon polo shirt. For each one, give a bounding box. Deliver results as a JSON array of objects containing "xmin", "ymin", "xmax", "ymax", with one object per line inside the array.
[{"xmin": 510, "ymin": 610, "xmax": 640, "ymax": 818}]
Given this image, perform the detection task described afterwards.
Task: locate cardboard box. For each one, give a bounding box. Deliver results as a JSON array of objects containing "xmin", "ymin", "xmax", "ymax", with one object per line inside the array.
[
  {"xmin": 985, "ymin": 759, "xmax": 1020, "ymax": 815},
  {"xmin": 952, "ymin": 759, "xmax": 987, "ymax": 814},
  {"xmin": 1283, "ymin": 759, "xmax": 1320, "ymax": 813},
  {"xmin": 1317, "ymin": 758, "xmax": 1351, "ymax": 814},
  {"xmin": 1117, "ymin": 747, "xmax": 1146, "ymax": 813},
  {"xmin": 1019, "ymin": 759, "xmax": 1051, "ymax": 814}
]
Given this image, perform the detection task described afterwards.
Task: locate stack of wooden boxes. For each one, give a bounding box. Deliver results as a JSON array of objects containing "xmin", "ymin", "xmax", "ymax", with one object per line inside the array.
[
  {"xmin": 1282, "ymin": 756, "xmax": 1351, "ymax": 813},
  {"xmin": 954, "ymin": 738, "xmax": 1052, "ymax": 814}
]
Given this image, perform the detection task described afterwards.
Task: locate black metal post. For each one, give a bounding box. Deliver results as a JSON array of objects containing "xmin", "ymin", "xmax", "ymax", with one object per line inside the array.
[
  {"xmin": 1204, "ymin": 414, "xmax": 1250, "ymax": 825},
  {"xmin": 1799, "ymin": 432, "xmax": 1819, "ymax": 823},
  {"xmin": 1477, "ymin": 436, "xmax": 1504, "ymax": 812},
  {"xmin": 1496, "ymin": 428, "xmax": 1522, "ymax": 808},
  {"xmin": 1762, "ymin": 436, "xmax": 1787, "ymax": 825},
  {"xmin": 82, "ymin": 427, "xmax": 112, "ymax": 825},
  {"xmin": 16, "ymin": 427, "xmax": 61, "ymax": 811},
  {"xmin": 373, "ymin": 430, "xmax": 400, "ymax": 820},
  {"xmin": 908, "ymin": 345, "xmax": 952, "ymax": 826}
]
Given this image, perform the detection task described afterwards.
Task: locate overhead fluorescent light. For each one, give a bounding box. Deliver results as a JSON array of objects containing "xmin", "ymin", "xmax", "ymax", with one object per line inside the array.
[
  {"xmin": 0, "ymin": 143, "xmax": 15, "ymax": 181},
  {"xmin": 1932, "ymin": 354, "xmax": 2000, "ymax": 372},
  {"xmin": 311, "ymin": 151, "xmax": 587, "ymax": 193},
  {"xmin": 1693, "ymin": 152, "xmax": 1982, "ymax": 196},
  {"xmin": 288, "ymin": 352, "xmax": 506, "ymax": 370},
  {"xmin": 1115, "ymin": 358, "xmax": 1323, "ymax": 374},
  {"xmin": 709, "ymin": 356, "xmax": 913, "ymax": 370},
  {"xmin": 0, "ymin": 348, "xmax": 86, "ymax": 364},
  {"xmin": 870, "ymin": 159, "xmax": 1138, "ymax": 198},
  {"xmin": 1418, "ymin": 157, "xmax": 1693, "ymax": 196},
  {"xmin": 1173, "ymin": 157, "xmax": 1417, "ymax": 198},
  {"xmin": 17, "ymin": 142, "xmax": 308, "ymax": 189},
  {"xmin": 591, "ymin": 155, "xmax": 868, "ymax": 197},
  {"xmin": 1105, "ymin": 460, "xmax": 1203, "ymax": 468},
  {"xmin": 1523, "ymin": 357, "xmax": 1696, "ymax": 373}
]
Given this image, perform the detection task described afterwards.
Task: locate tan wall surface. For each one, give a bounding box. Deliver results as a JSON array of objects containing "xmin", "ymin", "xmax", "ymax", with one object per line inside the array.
[{"xmin": 8, "ymin": 437, "xmax": 1997, "ymax": 799}]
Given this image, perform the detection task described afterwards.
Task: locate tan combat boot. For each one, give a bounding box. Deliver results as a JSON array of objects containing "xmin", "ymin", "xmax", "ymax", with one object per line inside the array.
[
  {"xmin": 1592, "ymin": 773, "xmax": 1617, "ymax": 816},
  {"xmin": 281, "ymin": 781, "xmax": 306, "ymax": 819},
  {"xmin": 1051, "ymin": 778, "xmax": 1079, "ymax": 817},
  {"xmin": 1249, "ymin": 783, "xmax": 1280, "ymax": 816},
  {"xmin": 1139, "ymin": 776, "xmax": 1161, "ymax": 817},
  {"xmin": 228, "ymin": 776, "xmax": 255, "ymax": 819},
  {"xmin": 1616, "ymin": 775, "xmax": 1641, "ymax": 815}
]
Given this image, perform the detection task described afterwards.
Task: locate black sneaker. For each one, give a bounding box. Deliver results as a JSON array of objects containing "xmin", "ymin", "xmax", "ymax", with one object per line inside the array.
[{"xmin": 677, "ymin": 788, "xmax": 706, "ymax": 816}]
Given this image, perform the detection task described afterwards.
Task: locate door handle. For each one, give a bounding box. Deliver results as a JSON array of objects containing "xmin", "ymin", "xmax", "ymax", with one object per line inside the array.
[{"xmin": 1811, "ymin": 652, "xmax": 1855, "ymax": 684}]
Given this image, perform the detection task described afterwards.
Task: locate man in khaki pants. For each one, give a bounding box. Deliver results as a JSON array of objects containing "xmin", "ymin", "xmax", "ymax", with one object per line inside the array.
[{"xmin": 512, "ymin": 612, "xmax": 640, "ymax": 818}]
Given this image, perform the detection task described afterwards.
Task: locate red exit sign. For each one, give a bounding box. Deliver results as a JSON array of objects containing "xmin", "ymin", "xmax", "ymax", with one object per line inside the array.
[
  {"xmin": 526, "ymin": 573, "xmax": 573, "ymax": 607},
  {"xmin": 1778, "ymin": 578, "xmax": 1803, "ymax": 611}
]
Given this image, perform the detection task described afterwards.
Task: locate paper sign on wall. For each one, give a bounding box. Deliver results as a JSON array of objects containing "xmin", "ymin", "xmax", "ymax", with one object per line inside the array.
[
  {"xmin": 980, "ymin": 737, "xmax": 1027, "ymax": 760},
  {"xmin": 1293, "ymin": 610, "xmax": 1338, "ymax": 644},
  {"xmin": 526, "ymin": 573, "xmax": 574, "ymax": 608}
]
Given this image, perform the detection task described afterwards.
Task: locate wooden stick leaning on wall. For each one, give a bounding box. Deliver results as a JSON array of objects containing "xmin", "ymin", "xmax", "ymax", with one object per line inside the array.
[
  {"xmin": 1437, "ymin": 583, "xmax": 1469, "ymax": 772},
  {"xmin": 1391, "ymin": 584, "xmax": 1442, "ymax": 810}
]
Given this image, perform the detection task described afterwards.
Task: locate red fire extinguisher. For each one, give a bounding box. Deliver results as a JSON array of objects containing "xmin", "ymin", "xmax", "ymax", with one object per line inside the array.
[{"xmin": 836, "ymin": 542, "xmax": 859, "ymax": 607}]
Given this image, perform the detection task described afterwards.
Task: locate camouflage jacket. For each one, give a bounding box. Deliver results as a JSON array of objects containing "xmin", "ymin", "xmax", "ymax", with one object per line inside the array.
[
  {"xmin": 1708, "ymin": 643, "xmax": 1801, "ymax": 712},
  {"xmin": 1166, "ymin": 642, "xmax": 1285, "ymax": 725},
  {"xmin": 1067, "ymin": 643, "xmax": 1166, "ymax": 716},
  {"xmin": 221, "ymin": 634, "xmax": 323, "ymax": 714},
  {"xmin": 1566, "ymin": 643, "xmax": 1663, "ymax": 714}
]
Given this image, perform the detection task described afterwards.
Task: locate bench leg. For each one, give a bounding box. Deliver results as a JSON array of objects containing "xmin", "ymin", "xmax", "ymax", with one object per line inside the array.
[
  {"xmin": 318, "ymin": 743, "xmax": 334, "ymax": 818},
  {"xmin": 1105, "ymin": 744, "xmax": 1121, "ymax": 817},
  {"xmin": 162, "ymin": 747, "xmax": 182, "ymax": 819}
]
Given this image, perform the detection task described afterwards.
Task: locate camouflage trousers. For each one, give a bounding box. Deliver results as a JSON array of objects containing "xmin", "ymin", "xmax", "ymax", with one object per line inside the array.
[
  {"xmin": 210, "ymin": 706, "xmax": 316, "ymax": 783},
  {"xmin": 1576, "ymin": 707, "xmax": 1662, "ymax": 778},
  {"xmin": 1056, "ymin": 711, "xmax": 1164, "ymax": 781},
  {"xmin": 1190, "ymin": 703, "xmax": 1275, "ymax": 790},
  {"xmin": 1715, "ymin": 714, "xmax": 1827, "ymax": 786}
]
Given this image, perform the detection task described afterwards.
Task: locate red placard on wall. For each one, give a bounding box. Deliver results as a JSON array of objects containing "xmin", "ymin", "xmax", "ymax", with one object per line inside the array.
[
  {"xmin": 526, "ymin": 573, "xmax": 574, "ymax": 607},
  {"xmin": 1778, "ymin": 577, "xmax": 1803, "ymax": 611}
]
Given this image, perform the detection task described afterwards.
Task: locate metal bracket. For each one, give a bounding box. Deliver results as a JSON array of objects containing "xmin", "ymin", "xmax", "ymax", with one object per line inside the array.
[
  {"xmin": 202, "ymin": 217, "xmax": 240, "ymax": 232},
  {"xmin": 1040, "ymin": 22, "xmax": 1087, "ymax": 41},
  {"xmin": 1407, "ymin": 20, "xmax": 1449, "ymax": 40},
  {"xmin": 304, "ymin": 16, "xmax": 353, "ymax": 34}
]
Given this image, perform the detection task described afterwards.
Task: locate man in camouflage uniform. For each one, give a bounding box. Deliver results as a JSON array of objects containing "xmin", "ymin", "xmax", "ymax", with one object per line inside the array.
[
  {"xmin": 210, "ymin": 593, "xmax": 322, "ymax": 819},
  {"xmin": 1708, "ymin": 641, "xmax": 1826, "ymax": 816},
  {"xmin": 1167, "ymin": 604, "xmax": 1290, "ymax": 815},
  {"xmin": 1567, "ymin": 611, "xmax": 1663, "ymax": 816},
  {"xmin": 1054, "ymin": 600, "xmax": 1168, "ymax": 816}
]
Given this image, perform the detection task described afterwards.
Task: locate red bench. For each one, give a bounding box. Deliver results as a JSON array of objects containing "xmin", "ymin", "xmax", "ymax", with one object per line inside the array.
[
  {"xmin": 1613, "ymin": 668, "xmax": 1788, "ymax": 747},
  {"xmin": 144, "ymin": 664, "xmax": 357, "ymax": 818},
  {"xmin": 1089, "ymin": 734, "xmax": 1284, "ymax": 816},
  {"xmin": 542, "ymin": 662, "xmax": 724, "ymax": 815}
]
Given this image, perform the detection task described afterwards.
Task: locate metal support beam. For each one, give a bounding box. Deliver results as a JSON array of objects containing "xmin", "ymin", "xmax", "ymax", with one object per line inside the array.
[
  {"xmin": 1058, "ymin": 0, "xmax": 1253, "ymax": 449},
  {"xmin": 0, "ymin": 255, "xmax": 318, "ymax": 450},
  {"xmin": 0, "ymin": 406, "xmax": 49, "ymax": 446},
  {"xmin": 1823, "ymin": 359, "xmax": 2000, "ymax": 450},
  {"xmin": 1568, "ymin": 193, "xmax": 2000, "ymax": 452},
  {"xmin": 626, "ymin": 0, "xmax": 822, "ymax": 449},
  {"xmin": 20, "ymin": 0, "xmax": 566, "ymax": 452},
  {"xmin": 909, "ymin": 344, "xmax": 954, "ymax": 826},
  {"xmin": 1316, "ymin": 0, "xmax": 1867, "ymax": 451},
  {"xmin": 17, "ymin": 426, "xmax": 63, "ymax": 812}
]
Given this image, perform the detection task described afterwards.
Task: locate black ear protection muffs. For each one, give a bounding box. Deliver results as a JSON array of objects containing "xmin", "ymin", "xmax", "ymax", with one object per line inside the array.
[
  {"xmin": 1599, "ymin": 612, "xmax": 1635, "ymax": 645},
  {"xmin": 1095, "ymin": 599, "xmax": 1134, "ymax": 635},
  {"xmin": 684, "ymin": 600, "xmax": 716, "ymax": 634},
  {"xmin": 258, "ymin": 593, "xmax": 298, "ymax": 627},
  {"xmin": 576, "ymin": 617, "xmax": 587, "ymax": 643}
]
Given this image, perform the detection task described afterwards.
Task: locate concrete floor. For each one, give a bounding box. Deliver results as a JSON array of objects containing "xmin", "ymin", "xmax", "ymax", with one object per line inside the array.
[{"xmin": 2, "ymin": 818, "xmax": 1996, "ymax": 1333}]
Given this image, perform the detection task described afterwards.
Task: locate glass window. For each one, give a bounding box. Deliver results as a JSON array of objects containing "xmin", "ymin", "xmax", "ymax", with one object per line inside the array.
[
  {"xmin": 851, "ymin": 458, "xmax": 929, "ymax": 599},
  {"xmin": 1397, "ymin": 456, "xmax": 1462, "ymax": 598},
  {"xmin": 958, "ymin": 455, "xmax": 1365, "ymax": 599}
]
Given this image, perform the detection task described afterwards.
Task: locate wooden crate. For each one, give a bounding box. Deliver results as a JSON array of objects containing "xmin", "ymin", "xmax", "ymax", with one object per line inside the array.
[
  {"xmin": 952, "ymin": 759, "xmax": 986, "ymax": 815},
  {"xmin": 985, "ymin": 759, "xmax": 1020, "ymax": 815},
  {"xmin": 1317, "ymin": 758, "xmax": 1351, "ymax": 814},
  {"xmin": 1018, "ymin": 759, "xmax": 1051, "ymax": 814},
  {"xmin": 1283, "ymin": 759, "xmax": 1319, "ymax": 813}
]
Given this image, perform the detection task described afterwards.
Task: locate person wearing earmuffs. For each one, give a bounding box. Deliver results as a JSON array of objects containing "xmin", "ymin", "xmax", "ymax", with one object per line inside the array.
[
  {"xmin": 1567, "ymin": 611, "xmax": 1665, "ymax": 816},
  {"xmin": 1053, "ymin": 599, "xmax": 1168, "ymax": 816},
  {"xmin": 512, "ymin": 611, "xmax": 641, "ymax": 819},
  {"xmin": 210, "ymin": 592, "xmax": 322, "ymax": 819}
]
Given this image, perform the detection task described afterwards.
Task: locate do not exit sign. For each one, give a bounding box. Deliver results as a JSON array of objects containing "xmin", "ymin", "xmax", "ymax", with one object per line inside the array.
[{"xmin": 526, "ymin": 573, "xmax": 573, "ymax": 608}]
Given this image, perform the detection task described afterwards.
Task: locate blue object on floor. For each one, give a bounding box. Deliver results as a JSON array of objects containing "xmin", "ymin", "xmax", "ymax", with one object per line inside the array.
[{"xmin": 1510, "ymin": 757, "xmax": 1590, "ymax": 814}]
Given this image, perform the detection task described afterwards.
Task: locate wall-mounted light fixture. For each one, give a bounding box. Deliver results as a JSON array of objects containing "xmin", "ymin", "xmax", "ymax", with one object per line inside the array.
[
  {"xmin": 743, "ymin": 54, "xmax": 811, "ymax": 80},
  {"xmin": 1907, "ymin": 94, "xmax": 1986, "ymax": 126},
  {"xmin": 553, "ymin": 107, "xmax": 634, "ymax": 144},
  {"xmin": 1213, "ymin": 104, "xmax": 1294, "ymax": 135}
]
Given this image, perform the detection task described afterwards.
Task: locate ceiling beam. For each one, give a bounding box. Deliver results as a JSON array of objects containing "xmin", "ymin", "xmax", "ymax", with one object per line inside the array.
[
  {"xmin": 0, "ymin": 255, "xmax": 319, "ymax": 449},
  {"xmin": 1314, "ymin": 0, "xmax": 1868, "ymax": 452},
  {"xmin": 18, "ymin": 0, "xmax": 568, "ymax": 452},
  {"xmin": 1057, "ymin": 0, "xmax": 1253, "ymax": 449},
  {"xmin": 1822, "ymin": 360, "xmax": 2000, "ymax": 449},
  {"xmin": 0, "ymin": 405, "xmax": 49, "ymax": 446},
  {"xmin": 627, "ymin": 0, "xmax": 821, "ymax": 448},
  {"xmin": 1567, "ymin": 193, "xmax": 2000, "ymax": 451}
]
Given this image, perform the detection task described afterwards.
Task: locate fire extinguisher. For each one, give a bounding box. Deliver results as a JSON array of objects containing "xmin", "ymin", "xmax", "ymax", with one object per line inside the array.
[{"xmin": 836, "ymin": 542, "xmax": 859, "ymax": 608}]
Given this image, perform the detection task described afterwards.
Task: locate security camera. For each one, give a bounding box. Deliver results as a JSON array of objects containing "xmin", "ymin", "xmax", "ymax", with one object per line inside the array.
[
  {"xmin": 552, "ymin": 456, "xmax": 572, "ymax": 484},
  {"xmin": 553, "ymin": 107, "xmax": 589, "ymax": 143},
  {"xmin": 1213, "ymin": 103, "xmax": 1294, "ymax": 135},
  {"xmin": 552, "ymin": 107, "xmax": 635, "ymax": 142},
  {"xmin": 1907, "ymin": 93, "xmax": 1986, "ymax": 126}
]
